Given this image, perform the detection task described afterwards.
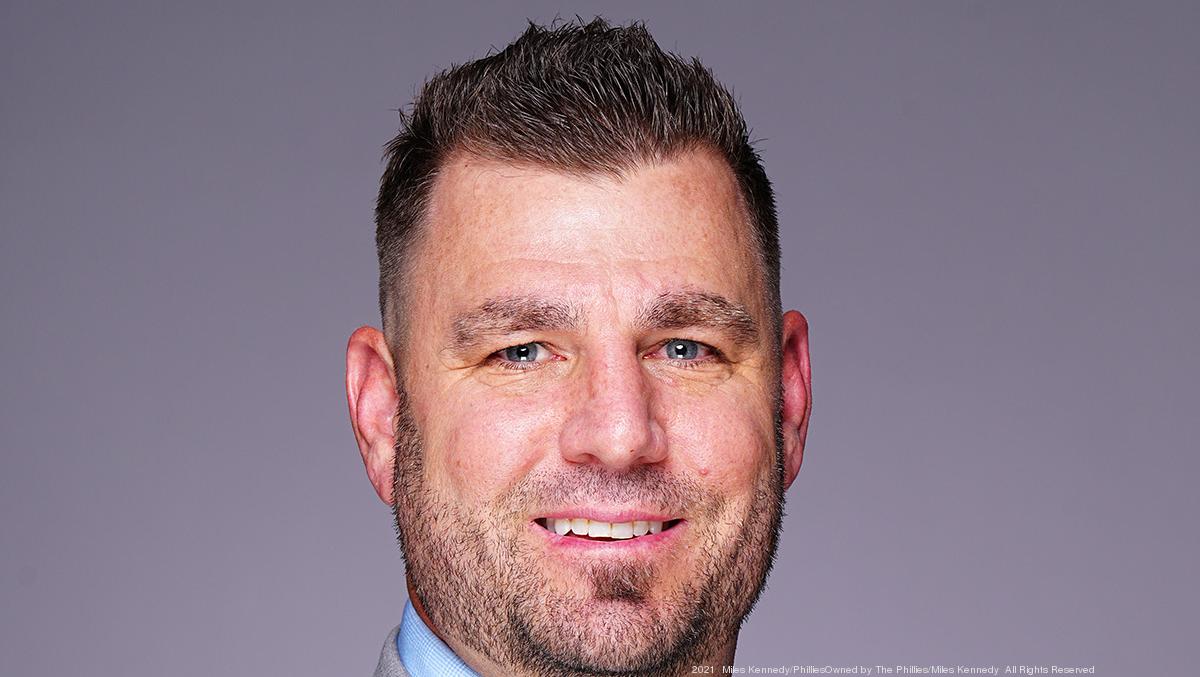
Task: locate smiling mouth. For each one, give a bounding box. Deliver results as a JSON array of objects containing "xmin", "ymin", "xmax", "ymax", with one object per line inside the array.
[{"xmin": 535, "ymin": 517, "xmax": 683, "ymax": 542}]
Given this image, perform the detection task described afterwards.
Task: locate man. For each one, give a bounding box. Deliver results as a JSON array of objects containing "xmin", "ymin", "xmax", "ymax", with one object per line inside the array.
[{"xmin": 346, "ymin": 18, "xmax": 812, "ymax": 677}]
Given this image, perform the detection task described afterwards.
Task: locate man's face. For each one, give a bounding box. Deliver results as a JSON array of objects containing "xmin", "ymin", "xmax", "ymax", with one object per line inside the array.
[{"xmin": 353, "ymin": 149, "xmax": 809, "ymax": 674}]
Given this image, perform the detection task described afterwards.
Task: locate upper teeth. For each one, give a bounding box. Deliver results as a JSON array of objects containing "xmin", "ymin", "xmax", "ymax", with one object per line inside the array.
[{"xmin": 546, "ymin": 518, "xmax": 663, "ymax": 539}]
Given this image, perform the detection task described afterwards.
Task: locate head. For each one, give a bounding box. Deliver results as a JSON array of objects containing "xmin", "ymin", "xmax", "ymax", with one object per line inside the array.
[{"xmin": 347, "ymin": 18, "xmax": 811, "ymax": 676}]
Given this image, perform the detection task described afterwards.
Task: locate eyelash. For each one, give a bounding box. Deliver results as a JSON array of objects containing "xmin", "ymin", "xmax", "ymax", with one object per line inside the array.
[
  {"xmin": 486, "ymin": 339, "xmax": 724, "ymax": 371},
  {"xmin": 493, "ymin": 356, "xmax": 542, "ymax": 371}
]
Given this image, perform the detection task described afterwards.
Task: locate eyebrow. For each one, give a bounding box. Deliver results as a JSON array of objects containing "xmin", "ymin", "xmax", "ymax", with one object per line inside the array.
[
  {"xmin": 637, "ymin": 291, "xmax": 760, "ymax": 347},
  {"xmin": 448, "ymin": 296, "xmax": 581, "ymax": 354},
  {"xmin": 445, "ymin": 290, "xmax": 760, "ymax": 356}
]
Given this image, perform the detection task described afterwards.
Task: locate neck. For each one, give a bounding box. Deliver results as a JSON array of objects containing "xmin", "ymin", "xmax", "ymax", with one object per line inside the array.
[{"xmin": 405, "ymin": 577, "xmax": 453, "ymax": 648}]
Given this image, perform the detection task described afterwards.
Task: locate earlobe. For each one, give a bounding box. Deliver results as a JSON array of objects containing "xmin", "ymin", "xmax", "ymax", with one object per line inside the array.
[
  {"xmin": 345, "ymin": 326, "xmax": 400, "ymax": 505},
  {"xmin": 779, "ymin": 310, "xmax": 812, "ymax": 490}
]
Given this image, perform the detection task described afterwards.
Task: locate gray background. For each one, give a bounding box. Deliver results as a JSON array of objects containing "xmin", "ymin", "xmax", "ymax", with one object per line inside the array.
[{"xmin": 2, "ymin": 2, "xmax": 1196, "ymax": 675}]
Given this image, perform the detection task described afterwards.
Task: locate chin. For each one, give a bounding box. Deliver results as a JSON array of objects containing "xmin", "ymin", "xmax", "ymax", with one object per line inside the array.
[{"xmin": 510, "ymin": 578, "xmax": 707, "ymax": 675}]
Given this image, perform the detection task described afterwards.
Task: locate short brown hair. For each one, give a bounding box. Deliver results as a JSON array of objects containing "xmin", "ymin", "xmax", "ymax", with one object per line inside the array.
[{"xmin": 375, "ymin": 18, "xmax": 780, "ymax": 343}]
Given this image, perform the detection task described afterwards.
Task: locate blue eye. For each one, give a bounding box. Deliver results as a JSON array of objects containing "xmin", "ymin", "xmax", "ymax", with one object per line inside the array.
[
  {"xmin": 664, "ymin": 339, "xmax": 701, "ymax": 360},
  {"xmin": 502, "ymin": 343, "xmax": 541, "ymax": 362}
]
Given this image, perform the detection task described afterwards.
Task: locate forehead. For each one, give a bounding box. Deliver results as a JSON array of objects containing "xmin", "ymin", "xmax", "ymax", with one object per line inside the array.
[{"xmin": 407, "ymin": 149, "xmax": 764, "ymax": 325}]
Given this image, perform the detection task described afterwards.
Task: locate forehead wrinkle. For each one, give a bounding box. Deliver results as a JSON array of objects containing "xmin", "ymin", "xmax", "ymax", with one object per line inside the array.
[
  {"xmin": 449, "ymin": 295, "xmax": 582, "ymax": 353},
  {"xmin": 637, "ymin": 290, "xmax": 760, "ymax": 347}
]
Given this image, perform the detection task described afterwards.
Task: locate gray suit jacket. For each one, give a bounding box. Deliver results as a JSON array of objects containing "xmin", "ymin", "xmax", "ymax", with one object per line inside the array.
[{"xmin": 373, "ymin": 625, "xmax": 408, "ymax": 677}]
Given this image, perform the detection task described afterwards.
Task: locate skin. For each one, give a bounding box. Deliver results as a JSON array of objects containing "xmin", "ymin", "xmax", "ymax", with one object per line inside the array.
[{"xmin": 347, "ymin": 148, "xmax": 812, "ymax": 676}]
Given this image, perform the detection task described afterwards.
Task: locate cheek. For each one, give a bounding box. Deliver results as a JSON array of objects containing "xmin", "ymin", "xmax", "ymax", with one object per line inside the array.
[
  {"xmin": 660, "ymin": 386, "xmax": 776, "ymax": 491},
  {"xmin": 425, "ymin": 386, "xmax": 565, "ymax": 505}
]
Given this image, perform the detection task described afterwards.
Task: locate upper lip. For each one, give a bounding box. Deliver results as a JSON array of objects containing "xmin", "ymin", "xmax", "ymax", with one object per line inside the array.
[{"xmin": 534, "ymin": 508, "xmax": 681, "ymax": 523}]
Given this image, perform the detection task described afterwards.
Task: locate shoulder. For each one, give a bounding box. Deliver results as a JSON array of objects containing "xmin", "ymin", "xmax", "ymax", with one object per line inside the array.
[{"xmin": 373, "ymin": 625, "xmax": 407, "ymax": 677}]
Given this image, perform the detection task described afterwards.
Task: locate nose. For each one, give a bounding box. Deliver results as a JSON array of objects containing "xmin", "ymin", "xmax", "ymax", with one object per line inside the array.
[{"xmin": 558, "ymin": 350, "xmax": 668, "ymax": 471}]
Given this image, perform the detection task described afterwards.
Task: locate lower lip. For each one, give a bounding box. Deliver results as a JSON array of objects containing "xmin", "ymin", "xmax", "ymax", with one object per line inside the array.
[{"xmin": 530, "ymin": 520, "xmax": 686, "ymax": 555}]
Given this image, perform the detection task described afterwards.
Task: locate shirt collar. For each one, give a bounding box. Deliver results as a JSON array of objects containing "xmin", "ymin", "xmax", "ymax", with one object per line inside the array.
[{"xmin": 396, "ymin": 599, "xmax": 480, "ymax": 677}]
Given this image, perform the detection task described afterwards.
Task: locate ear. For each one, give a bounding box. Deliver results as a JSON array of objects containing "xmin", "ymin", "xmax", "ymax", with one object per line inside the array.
[
  {"xmin": 780, "ymin": 310, "xmax": 812, "ymax": 490},
  {"xmin": 346, "ymin": 326, "xmax": 399, "ymax": 505}
]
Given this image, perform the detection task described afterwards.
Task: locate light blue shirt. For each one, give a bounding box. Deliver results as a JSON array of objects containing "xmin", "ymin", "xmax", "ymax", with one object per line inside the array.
[{"xmin": 396, "ymin": 600, "xmax": 480, "ymax": 677}]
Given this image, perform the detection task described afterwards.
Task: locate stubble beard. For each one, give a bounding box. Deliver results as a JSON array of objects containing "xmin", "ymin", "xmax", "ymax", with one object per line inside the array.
[{"xmin": 391, "ymin": 397, "xmax": 786, "ymax": 676}]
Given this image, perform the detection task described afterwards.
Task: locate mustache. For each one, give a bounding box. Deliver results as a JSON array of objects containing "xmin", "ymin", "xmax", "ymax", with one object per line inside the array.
[{"xmin": 501, "ymin": 465, "xmax": 704, "ymax": 515}]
